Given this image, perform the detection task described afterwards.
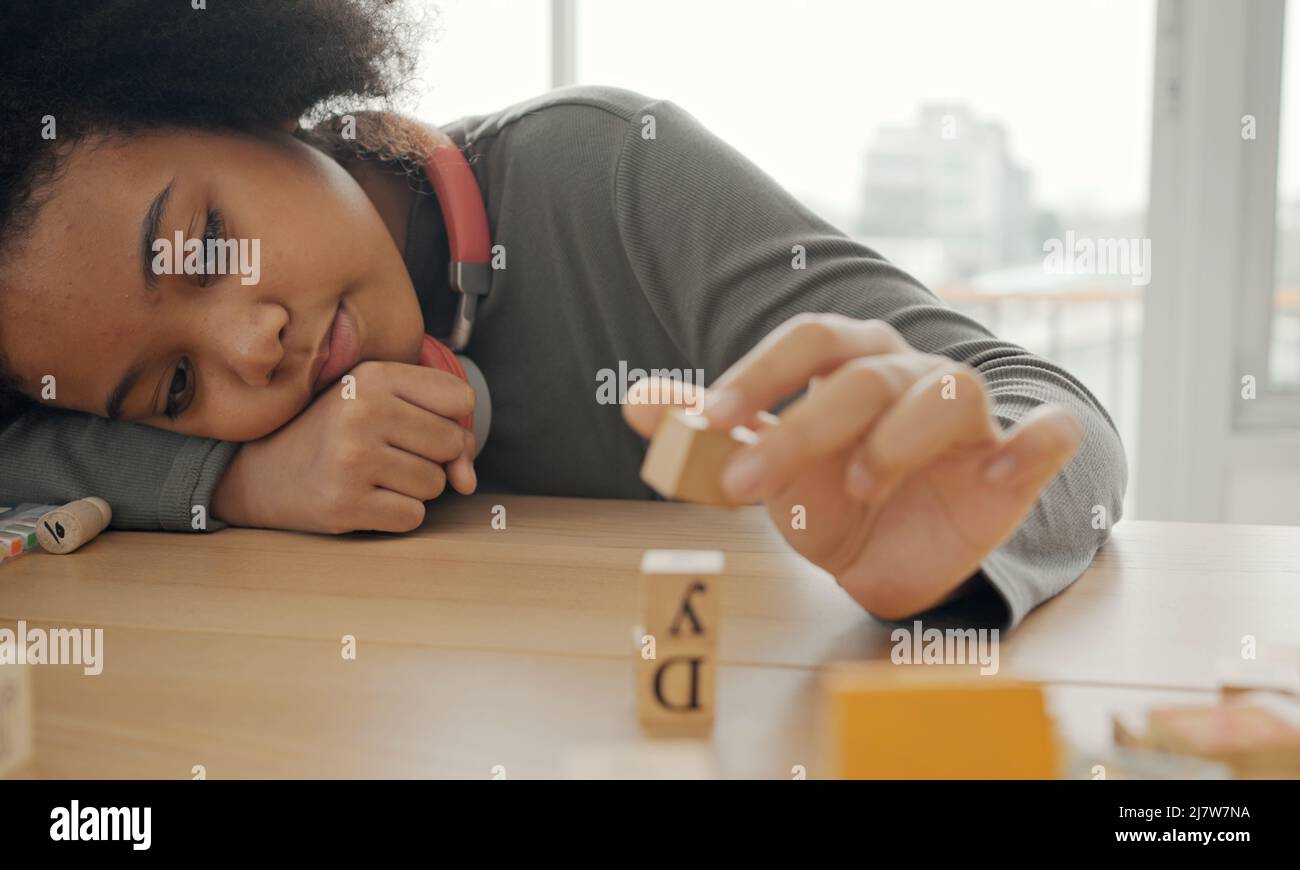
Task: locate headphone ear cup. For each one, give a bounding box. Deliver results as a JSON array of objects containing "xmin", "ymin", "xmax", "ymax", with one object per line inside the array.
[
  {"xmin": 417, "ymin": 335, "xmax": 488, "ymax": 454},
  {"xmin": 457, "ymin": 355, "xmax": 491, "ymax": 458}
]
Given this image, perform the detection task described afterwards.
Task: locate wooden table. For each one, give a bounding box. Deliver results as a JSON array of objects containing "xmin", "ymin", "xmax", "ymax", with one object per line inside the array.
[{"xmin": 2, "ymin": 495, "xmax": 1297, "ymax": 778}]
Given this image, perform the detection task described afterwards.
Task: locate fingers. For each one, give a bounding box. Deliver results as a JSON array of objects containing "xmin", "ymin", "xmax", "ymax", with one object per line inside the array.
[
  {"xmin": 384, "ymin": 409, "xmax": 477, "ymax": 497},
  {"xmin": 705, "ymin": 315, "xmax": 908, "ymax": 428},
  {"xmin": 384, "ymin": 397, "xmax": 470, "ymax": 463},
  {"xmin": 718, "ymin": 353, "xmax": 943, "ymax": 502},
  {"xmin": 375, "ymin": 368, "xmax": 477, "ymax": 495},
  {"xmin": 622, "ymin": 375, "xmax": 780, "ymax": 442},
  {"xmin": 379, "ymin": 361, "xmax": 477, "ymax": 421},
  {"xmin": 980, "ymin": 404, "xmax": 1083, "ymax": 494},
  {"xmin": 359, "ymin": 489, "xmax": 428, "ymax": 533},
  {"xmin": 844, "ymin": 363, "xmax": 1001, "ymax": 500},
  {"xmin": 375, "ymin": 447, "xmax": 447, "ymax": 502},
  {"xmin": 445, "ymin": 429, "xmax": 479, "ymax": 495},
  {"xmin": 621, "ymin": 377, "xmax": 708, "ymax": 440}
]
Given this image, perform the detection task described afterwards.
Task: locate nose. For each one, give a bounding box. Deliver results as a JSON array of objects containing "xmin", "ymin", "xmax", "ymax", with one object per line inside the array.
[{"xmin": 218, "ymin": 302, "xmax": 288, "ymax": 387}]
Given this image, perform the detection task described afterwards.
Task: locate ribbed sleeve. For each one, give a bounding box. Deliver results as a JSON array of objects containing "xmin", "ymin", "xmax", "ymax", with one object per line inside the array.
[{"xmin": 0, "ymin": 407, "xmax": 238, "ymax": 531}]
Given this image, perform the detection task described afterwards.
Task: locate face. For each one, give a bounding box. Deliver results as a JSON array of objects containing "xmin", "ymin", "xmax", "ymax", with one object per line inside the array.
[{"xmin": 1, "ymin": 128, "xmax": 424, "ymax": 441}]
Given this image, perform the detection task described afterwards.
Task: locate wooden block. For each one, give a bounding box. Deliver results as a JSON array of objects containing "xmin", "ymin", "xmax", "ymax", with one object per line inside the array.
[
  {"xmin": 0, "ymin": 664, "xmax": 34, "ymax": 778},
  {"xmin": 637, "ymin": 550, "xmax": 722, "ymax": 736},
  {"xmin": 36, "ymin": 497, "xmax": 112, "ymax": 555},
  {"xmin": 823, "ymin": 663, "xmax": 1061, "ymax": 779},
  {"xmin": 1214, "ymin": 655, "xmax": 1300, "ymax": 698},
  {"xmin": 1142, "ymin": 694, "xmax": 1300, "ymax": 778},
  {"xmin": 640, "ymin": 410, "xmax": 757, "ymax": 508},
  {"xmin": 1112, "ymin": 710, "xmax": 1152, "ymax": 750},
  {"xmin": 1066, "ymin": 746, "xmax": 1231, "ymax": 780}
]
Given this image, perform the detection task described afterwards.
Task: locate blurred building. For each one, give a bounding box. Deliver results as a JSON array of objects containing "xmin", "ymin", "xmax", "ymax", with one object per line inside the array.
[{"xmin": 857, "ymin": 105, "xmax": 1037, "ymax": 285}]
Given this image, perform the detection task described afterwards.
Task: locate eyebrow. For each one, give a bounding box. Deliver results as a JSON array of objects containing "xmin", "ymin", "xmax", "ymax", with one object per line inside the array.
[
  {"xmin": 105, "ymin": 364, "xmax": 144, "ymax": 420},
  {"xmin": 140, "ymin": 179, "xmax": 175, "ymax": 291},
  {"xmin": 109, "ymin": 179, "xmax": 176, "ymax": 419}
]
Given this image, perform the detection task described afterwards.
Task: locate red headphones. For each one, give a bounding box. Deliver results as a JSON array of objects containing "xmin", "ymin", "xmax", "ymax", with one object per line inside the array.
[
  {"xmin": 422, "ymin": 127, "xmax": 493, "ymax": 352},
  {"xmin": 417, "ymin": 127, "xmax": 493, "ymax": 445}
]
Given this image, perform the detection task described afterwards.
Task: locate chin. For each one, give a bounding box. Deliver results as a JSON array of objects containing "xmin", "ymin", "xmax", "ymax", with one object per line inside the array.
[
  {"xmin": 353, "ymin": 286, "xmax": 423, "ymax": 365},
  {"xmin": 382, "ymin": 325, "xmax": 425, "ymax": 365},
  {"xmin": 401, "ymin": 332, "xmax": 424, "ymax": 364}
]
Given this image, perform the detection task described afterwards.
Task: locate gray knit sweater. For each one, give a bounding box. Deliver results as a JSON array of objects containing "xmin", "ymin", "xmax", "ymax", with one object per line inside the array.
[{"xmin": 0, "ymin": 85, "xmax": 1126, "ymax": 625}]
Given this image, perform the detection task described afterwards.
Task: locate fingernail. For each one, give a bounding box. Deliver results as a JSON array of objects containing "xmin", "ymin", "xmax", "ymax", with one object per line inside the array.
[
  {"xmin": 705, "ymin": 389, "xmax": 743, "ymax": 424},
  {"xmin": 984, "ymin": 453, "xmax": 1017, "ymax": 483},
  {"xmin": 722, "ymin": 451, "xmax": 766, "ymax": 499},
  {"xmin": 846, "ymin": 462, "xmax": 873, "ymax": 500}
]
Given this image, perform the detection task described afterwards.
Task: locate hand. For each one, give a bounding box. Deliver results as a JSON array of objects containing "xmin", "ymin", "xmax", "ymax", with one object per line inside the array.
[
  {"xmin": 623, "ymin": 314, "xmax": 1082, "ymax": 620},
  {"xmin": 213, "ymin": 361, "xmax": 477, "ymax": 533}
]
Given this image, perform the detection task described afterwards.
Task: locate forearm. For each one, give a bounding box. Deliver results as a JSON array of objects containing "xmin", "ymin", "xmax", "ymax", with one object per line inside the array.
[
  {"xmin": 0, "ymin": 407, "xmax": 239, "ymax": 531},
  {"xmin": 209, "ymin": 456, "xmax": 247, "ymax": 528},
  {"xmin": 209, "ymin": 440, "xmax": 272, "ymax": 529}
]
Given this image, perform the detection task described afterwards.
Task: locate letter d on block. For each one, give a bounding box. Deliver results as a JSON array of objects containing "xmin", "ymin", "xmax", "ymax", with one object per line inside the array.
[{"xmin": 637, "ymin": 550, "xmax": 722, "ymax": 736}]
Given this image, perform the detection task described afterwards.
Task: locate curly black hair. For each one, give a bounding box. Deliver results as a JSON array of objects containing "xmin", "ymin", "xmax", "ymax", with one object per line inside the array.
[{"xmin": 0, "ymin": 0, "xmax": 427, "ymax": 417}]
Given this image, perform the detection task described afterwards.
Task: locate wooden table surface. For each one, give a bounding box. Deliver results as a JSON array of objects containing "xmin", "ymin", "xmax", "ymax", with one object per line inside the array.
[{"xmin": 2, "ymin": 494, "xmax": 1297, "ymax": 778}]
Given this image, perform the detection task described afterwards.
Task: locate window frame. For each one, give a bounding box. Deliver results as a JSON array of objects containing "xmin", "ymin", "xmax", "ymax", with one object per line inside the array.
[
  {"xmin": 1138, "ymin": 0, "xmax": 1299, "ymax": 522},
  {"xmin": 1236, "ymin": 0, "xmax": 1294, "ymax": 425},
  {"xmin": 551, "ymin": 0, "xmax": 578, "ymax": 88}
]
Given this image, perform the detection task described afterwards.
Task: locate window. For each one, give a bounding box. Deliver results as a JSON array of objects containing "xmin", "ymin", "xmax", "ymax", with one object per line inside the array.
[
  {"xmin": 1271, "ymin": 4, "xmax": 1300, "ymax": 389},
  {"xmin": 578, "ymin": 0, "xmax": 1155, "ymax": 460},
  {"xmin": 413, "ymin": 0, "xmax": 551, "ymax": 126},
  {"xmin": 408, "ymin": 0, "xmax": 1298, "ymax": 523}
]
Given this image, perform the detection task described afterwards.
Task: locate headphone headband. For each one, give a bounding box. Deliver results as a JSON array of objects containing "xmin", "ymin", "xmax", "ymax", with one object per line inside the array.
[{"xmin": 423, "ymin": 127, "xmax": 492, "ymax": 351}]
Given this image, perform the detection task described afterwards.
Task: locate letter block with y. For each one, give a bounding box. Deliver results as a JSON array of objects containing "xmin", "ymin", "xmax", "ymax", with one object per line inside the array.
[{"xmin": 638, "ymin": 550, "xmax": 722, "ymax": 735}]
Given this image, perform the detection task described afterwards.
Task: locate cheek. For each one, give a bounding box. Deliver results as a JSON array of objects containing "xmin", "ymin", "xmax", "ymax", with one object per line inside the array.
[
  {"xmin": 330, "ymin": 209, "xmax": 396, "ymax": 283},
  {"xmin": 3, "ymin": 291, "xmax": 124, "ymax": 411},
  {"xmin": 268, "ymin": 155, "xmax": 389, "ymax": 265},
  {"xmin": 260, "ymin": 206, "xmax": 389, "ymax": 312},
  {"xmin": 186, "ymin": 384, "xmax": 313, "ymax": 442}
]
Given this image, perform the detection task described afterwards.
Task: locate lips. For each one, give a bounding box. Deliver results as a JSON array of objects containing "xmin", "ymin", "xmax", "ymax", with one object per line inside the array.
[{"xmin": 311, "ymin": 304, "xmax": 361, "ymax": 393}]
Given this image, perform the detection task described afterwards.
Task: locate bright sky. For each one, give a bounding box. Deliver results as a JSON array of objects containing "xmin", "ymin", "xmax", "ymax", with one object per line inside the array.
[{"xmin": 411, "ymin": 0, "xmax": 1300, "ymax": 217}]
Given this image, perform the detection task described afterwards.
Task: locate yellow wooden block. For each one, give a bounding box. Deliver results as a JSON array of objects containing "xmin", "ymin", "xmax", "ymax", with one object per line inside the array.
[
  {"xmin": 639, "ymin": 410, "xmax": 757, "ymax": 508},
  {"xmin": 637, "ymin": 550, "xmax": 722, "ymax": 736},
  {"xmin": 823, "ymin": 663, "xmax": 1060, "ymax": 779},
  {"xmin": 0, "ymin": 664, "xmax": 34, "ymax": 779}
]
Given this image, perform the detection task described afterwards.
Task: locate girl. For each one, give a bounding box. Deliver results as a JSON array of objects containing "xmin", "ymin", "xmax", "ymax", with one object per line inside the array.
[{"xmin": 0, "ymin": 0, "xmax": 1125, "ymax": 625}]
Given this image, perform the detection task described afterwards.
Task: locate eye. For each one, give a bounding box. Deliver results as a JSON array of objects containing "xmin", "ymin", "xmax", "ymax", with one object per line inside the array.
[
  {"xmin": 199, "ymin": 208, "xmax": 226, "ymax": 287},
  {"xmin": 164, "ymin": 357, "xmax": 196, "ymax": 420}
]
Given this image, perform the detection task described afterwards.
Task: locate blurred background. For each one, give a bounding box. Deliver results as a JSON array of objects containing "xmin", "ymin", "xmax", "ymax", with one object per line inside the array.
[{"xmin": 409, "ymin": 0, "xmax": 1299, "ymax": 526}]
